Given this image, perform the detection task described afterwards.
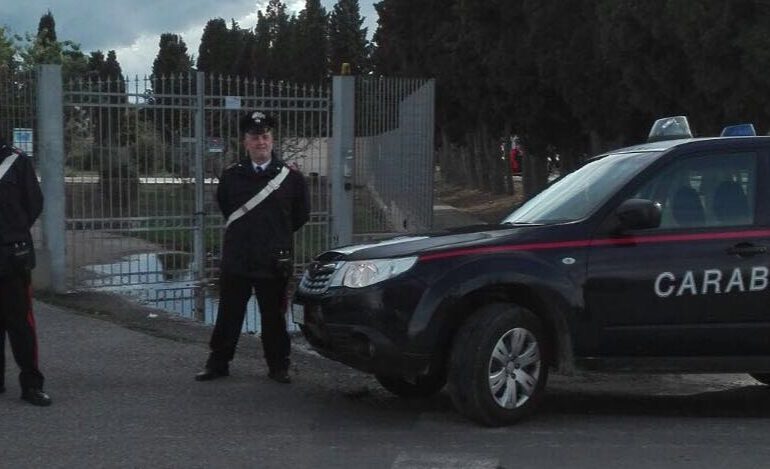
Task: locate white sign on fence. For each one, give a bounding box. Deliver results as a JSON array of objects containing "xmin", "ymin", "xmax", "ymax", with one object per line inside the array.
[{"xmin": 225, "ymin": 96, "xmax": 242, "ymax": 110}]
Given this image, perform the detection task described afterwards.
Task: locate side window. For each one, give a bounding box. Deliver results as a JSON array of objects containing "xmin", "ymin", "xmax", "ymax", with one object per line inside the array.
[{"xmin": 633, "ymin": 152, "xmax": 756, "ymax": 229}]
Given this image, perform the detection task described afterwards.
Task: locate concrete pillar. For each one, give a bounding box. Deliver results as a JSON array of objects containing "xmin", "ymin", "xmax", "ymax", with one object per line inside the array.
[
  {"xmin": 36, "ymin": 65, "xmax": 66, "ymax": 293},
  {"xmin": 330, "ymin": 76, "xmax": 355, "ymax": 247}
]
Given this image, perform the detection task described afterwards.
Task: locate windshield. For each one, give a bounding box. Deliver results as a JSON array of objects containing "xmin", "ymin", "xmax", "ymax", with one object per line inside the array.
[{"xmin": 503, "ymin": 151, "xmax": 659, "ymax": 224}]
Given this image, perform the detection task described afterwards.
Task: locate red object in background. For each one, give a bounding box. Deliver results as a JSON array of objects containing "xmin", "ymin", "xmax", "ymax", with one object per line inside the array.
[{"xmin": 510, "ymin": 147, "xmax": 523, "ymax": 174}]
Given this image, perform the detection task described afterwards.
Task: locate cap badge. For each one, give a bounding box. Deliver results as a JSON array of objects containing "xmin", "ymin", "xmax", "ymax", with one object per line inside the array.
[{"xmin": 251, "ymin": 111, "xmax": 266, "ymax": 124}]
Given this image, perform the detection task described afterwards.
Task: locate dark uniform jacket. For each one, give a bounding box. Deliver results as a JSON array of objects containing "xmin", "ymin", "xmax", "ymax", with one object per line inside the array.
[
  {"xmin": 0, "ymin": 141, "xmax": 43, "ymax": 273},
  {"xmin": 217, "ymin": 155, "xmax": 310, "ymax": 278}
]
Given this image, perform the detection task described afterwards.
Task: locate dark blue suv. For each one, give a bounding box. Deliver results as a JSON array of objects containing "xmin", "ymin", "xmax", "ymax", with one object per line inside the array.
[{"xmin": 294, "ymin": 118, "xmax": 770, "ymax": 426}]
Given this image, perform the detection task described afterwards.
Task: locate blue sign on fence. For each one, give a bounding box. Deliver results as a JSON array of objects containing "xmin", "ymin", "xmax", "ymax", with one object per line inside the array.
[
  {"xmin": 12, "ymin": 128, "xmax": 33, "ymax": 156},
  {"xmin": 207, "ymin": 137, "xmax": 224, "ymax": 153}
]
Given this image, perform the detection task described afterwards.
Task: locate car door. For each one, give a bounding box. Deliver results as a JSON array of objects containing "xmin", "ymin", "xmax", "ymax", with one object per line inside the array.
[{"xmin": 584, "ymin": 146, "xmax": 770, "ymax": 357}]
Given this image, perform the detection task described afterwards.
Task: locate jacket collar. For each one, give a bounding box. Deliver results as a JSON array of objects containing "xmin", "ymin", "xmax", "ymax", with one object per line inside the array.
[{"xmin": 238, "ymin": 155, "xmax": 285, "ymax": 177}]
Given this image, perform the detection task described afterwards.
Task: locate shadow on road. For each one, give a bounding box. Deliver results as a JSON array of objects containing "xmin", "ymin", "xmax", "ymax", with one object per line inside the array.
[
  {"xmin": 542, "ymin": 385, "xmax": 770, "ymax": 419},
  {"xmin": 320, "ymin": 379, "xmax": 770, "ymax": 424}
]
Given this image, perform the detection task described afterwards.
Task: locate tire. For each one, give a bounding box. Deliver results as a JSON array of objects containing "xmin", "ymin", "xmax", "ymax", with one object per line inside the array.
[
  {"xmin": 750, "ymin": 373, "xmax": 770, "ymax": 385},
  {"xmin": 375, "ymin": 373, "xmax": 446, "ymax": 398},
  {"xmin": 447, "ymin": 303, "xmax": 549, "ymax": 426}
]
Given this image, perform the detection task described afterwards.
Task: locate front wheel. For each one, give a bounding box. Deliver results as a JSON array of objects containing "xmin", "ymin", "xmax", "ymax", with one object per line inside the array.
[
  {"xmin": 448, "ymin": 303, "xmax": 549, "ymax": 426},
  {"xmin": 375, "ymin": 373, "xmax": 446, "ymax": 398}
]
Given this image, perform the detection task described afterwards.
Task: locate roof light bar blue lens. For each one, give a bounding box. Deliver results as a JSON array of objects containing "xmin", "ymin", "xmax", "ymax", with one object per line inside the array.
[{"xmin": 720, "ymin": 124, "xmax": 756, "ymax": 137}]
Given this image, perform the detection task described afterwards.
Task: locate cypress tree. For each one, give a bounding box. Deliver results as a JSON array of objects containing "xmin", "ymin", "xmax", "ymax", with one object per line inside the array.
[
  {"xmin": 329, "ymin": 0, "xmax": 371, "ymax": 75},
  {"xmin": 152, "ymin": 33, "xmax": 193, "ymax": 79},
  {"xmin": 37, "ymin": 10, "xmax": 57, "ymax": 44},
  {"xmin": 294, "ymin": 0, "xmax": 329, "ymax": 84}
]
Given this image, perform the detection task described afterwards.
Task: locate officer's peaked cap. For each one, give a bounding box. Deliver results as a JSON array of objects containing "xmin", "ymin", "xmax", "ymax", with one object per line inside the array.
[{"xmin": 239, "ymin": 111, "xmax": 276, "ymax": 135}]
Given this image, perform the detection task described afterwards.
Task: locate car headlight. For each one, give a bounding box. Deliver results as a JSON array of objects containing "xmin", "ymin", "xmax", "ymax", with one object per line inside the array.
[{"xmin": 330, "ymin": 256, "xmax": 418, "ymax": 288}]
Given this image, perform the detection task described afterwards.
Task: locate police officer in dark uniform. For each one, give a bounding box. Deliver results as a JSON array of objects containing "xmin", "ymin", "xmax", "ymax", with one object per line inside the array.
[
  {"xmin": 195, "ymin": 111, "xmax": 309, "ymax": 384},
  {"xmin": 0, "ymin": 134, "xmax": 50, "ymax": 406}
]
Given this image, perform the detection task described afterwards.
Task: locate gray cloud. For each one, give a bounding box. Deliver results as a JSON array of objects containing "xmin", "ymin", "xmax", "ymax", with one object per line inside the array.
[
  {"xmin": 2, "ymin": 0, "xmax": 376, "ymax": 51},
  {"xmin": 1, "ymin": 0, "xmax": 378, "ymax": 77},
  {"xmin": 2, "ymin": 0, "xmax": 267, "ymax": 50}
]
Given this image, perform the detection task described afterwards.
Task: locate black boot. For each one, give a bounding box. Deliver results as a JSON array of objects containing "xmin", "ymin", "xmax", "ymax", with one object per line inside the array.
[
  {"xmin": 268, "ymin": 369, "xmax": 291, "ymax": 384},
  {"xmin": 195, "ymin": 366, "xmax": 229, "ymax": 381},
  {"xmin": 21, "ymin": 388, "xmax": 51, "ymax": 406}
]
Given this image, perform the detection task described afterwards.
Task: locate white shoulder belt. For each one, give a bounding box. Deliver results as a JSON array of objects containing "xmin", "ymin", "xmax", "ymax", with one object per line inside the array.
[
  {"xmin": 0, "ymin": 153, "xmax": 19, "ymax": 181},
  {"xmin": 225, "ymin": 166, "xmax": 290, "ymax": 228}
]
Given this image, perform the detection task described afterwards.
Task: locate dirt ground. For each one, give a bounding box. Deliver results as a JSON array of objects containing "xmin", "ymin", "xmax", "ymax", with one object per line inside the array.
[{"xmin": 434, "ymin": 177, "xmax": 525, "ymax": 224}]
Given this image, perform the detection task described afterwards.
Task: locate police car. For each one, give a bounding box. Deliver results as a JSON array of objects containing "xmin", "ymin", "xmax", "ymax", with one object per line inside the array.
[{"xmin": 293, "ymin": 117, "xmax": 770, "ymax": 426}]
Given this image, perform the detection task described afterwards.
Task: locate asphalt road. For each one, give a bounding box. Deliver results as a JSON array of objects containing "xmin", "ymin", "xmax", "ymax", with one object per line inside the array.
[
  {"xmin": 3, "ymin": 298, "xmax": 770, "ymax": 469},
  {"xmin": 4, "ymin": 201, "xmax": 768, "ymax": 468}
]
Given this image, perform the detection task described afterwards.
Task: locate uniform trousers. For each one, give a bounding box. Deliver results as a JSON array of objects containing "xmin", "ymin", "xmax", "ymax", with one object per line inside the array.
[
  {"xmin": 207, "ymin": 272, "xmax": 290, "ymax": 373},
  {"xmin": 0, "ymin": 270, "xmax": 44, "ymax": 390}
]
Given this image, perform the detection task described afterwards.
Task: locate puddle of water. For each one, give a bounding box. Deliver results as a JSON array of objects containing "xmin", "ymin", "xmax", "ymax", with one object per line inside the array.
[{"xmin": 83, "ymin": 252, "xmax": 299, "ymax": 333}]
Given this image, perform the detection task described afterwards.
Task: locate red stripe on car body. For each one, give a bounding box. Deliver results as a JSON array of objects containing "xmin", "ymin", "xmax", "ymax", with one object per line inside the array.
[{"xmin": 419, "ymin": 229, "xmax": 770, "ymax": 262}]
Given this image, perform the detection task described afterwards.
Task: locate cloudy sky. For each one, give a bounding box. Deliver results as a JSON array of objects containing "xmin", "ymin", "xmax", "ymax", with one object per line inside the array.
[{"xmin": 1, "ymin": 0, "xmax": 378, "ymax": 78}]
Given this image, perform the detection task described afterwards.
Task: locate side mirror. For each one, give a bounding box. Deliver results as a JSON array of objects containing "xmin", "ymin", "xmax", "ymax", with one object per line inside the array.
[{"xmin": 615, "ymin": 198, "xmax": 661, "ymax": 231}]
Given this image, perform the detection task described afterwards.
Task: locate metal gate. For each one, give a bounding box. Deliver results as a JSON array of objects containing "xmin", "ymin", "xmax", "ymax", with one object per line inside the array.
[
  {"xmin": 354, "ymin": 77, "xmax": 435, "ymax": 237},
  {"xmin": 2, "ymin": 67, "xmax": 435, "ymax": 332},
  {"xmin": 0, "ymin": 69, "xmax": 36, "ymax": 152},
  {"xmin": 62, "ymin": 72, "xmax": 331, "ymax": 327},
  {"xmin": 0, "ymin": 68, "xmax": 43, "ymax": 253}
]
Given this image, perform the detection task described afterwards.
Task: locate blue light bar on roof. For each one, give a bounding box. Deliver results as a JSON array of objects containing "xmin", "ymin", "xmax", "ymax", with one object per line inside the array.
[{"xmin": 720, "ymin": 124, "xmax": 756, "ymax": 137}]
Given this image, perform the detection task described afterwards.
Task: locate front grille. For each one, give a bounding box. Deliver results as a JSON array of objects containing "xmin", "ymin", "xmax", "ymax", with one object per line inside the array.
[{"xmin": 298, "ymin": 261, "xmax": 340, "ymax": 294}]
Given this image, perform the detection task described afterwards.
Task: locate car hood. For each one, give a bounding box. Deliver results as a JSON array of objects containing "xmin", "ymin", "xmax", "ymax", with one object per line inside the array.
[{"xmin": 318, "ymin": 223, "xmax": 554, "ymax": 261}]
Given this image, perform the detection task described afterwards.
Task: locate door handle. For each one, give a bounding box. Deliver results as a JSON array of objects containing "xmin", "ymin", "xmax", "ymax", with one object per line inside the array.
[{"xmin": 726, "ymin": 243, "xmax": 767, "ymax": 257}]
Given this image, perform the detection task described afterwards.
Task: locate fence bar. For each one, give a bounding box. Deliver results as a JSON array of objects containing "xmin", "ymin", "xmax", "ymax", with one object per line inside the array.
[{"xmin": 193, "ymin": 71, "xmax": 206, "ymax": 321}]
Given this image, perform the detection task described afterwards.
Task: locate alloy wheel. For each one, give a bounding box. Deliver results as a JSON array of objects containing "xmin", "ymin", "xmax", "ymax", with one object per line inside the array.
[{"xmin": 487, "ymin": 327, "xmax": 541, "ymax": 409}]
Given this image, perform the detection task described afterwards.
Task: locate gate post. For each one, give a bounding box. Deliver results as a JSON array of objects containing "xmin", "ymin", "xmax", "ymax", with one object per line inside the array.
[
  {"xmin": 193, "ymin": 71, "xmax": 206, "ymax": 321},
  {"xmin": 330, "ymin": 76, "xmax": 355, "ymax": 247},
  {"xmin": 36, "ymin": 64, "xmax": 66, "ymax": 293}
]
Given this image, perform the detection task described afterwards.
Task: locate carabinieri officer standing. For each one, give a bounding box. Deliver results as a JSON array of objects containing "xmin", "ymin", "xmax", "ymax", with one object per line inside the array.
[
  {"xmin": 196, "ymin": 111, "xmax": 309, "ymax": 384},
  {"xmin": 0, "ymin": 134, "xmax": 50, "ymax": 406}
]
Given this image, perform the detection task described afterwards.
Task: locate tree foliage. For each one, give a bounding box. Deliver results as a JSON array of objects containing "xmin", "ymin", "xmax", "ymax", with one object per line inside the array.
[
  {"xmin": 152, "ymin": 33, "xmax": 193, "ymax": 78},
  {"xmin": 86, "ymin": 50, "xmax": 124, "ymax": 81},
  {"xmin": 197, "ymin": 19, "xmax": 235, "ymax": 76},
  {"xmin": 254, "ymin": 0, "xmax": 296, "ymax": 80},
  {"xmin": 293, "ymin": 0, "xmax": 330, "ymax": 84},
  {"xmin": 151, "ymin": 34, "xmax": 194, "ymax": 141},
  {"xmin": 371, "ymin": 0, "xmax": 770, "ymax": 193},
  {"xmin": 329, "ymin": 0, "xmax": 371, "ymax": 75},
  {"xmin": 190, "ymin": 0, "xmax": 372, "ymax": 85},
  {"xmin": 16, "ymin": 11, "xmax": 88, "ymax": 78},
  {"xmin": 85, "ymin": 49, "xmax": 126, "ymax": 144},
  {"xmin": 37, "ymin": 10, "xmax": 57, "ymax": 44},
  {"xmin": 0, "ymin": 27, "xmax": 15, "ymax": 70}
]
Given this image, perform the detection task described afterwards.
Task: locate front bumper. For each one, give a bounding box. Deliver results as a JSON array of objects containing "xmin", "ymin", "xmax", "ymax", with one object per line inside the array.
[{"xmin": 294, "ymin": 280, "xmax": 434, "ymax": 378}]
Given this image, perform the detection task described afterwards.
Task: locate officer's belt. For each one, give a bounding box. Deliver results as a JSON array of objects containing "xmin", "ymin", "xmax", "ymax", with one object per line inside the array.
[
  {"xmin": 0, "ymin": 153, "xmax": 18, "ymax": 181},
  {"xmin": 225, "ymin": 165, "xmax": 290, "ymax": 228}
]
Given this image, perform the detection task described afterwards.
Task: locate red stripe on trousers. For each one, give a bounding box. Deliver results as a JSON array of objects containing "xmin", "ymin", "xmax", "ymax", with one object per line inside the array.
[{"xmin": 26, "ymin": 285, "xmax": 38, "ymax": 367}]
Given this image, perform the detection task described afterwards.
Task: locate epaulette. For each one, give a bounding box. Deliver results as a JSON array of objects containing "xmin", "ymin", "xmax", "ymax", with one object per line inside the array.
[{"xmin": 11, "ymin": 146, "xmax": 25, "ymax": 156}]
